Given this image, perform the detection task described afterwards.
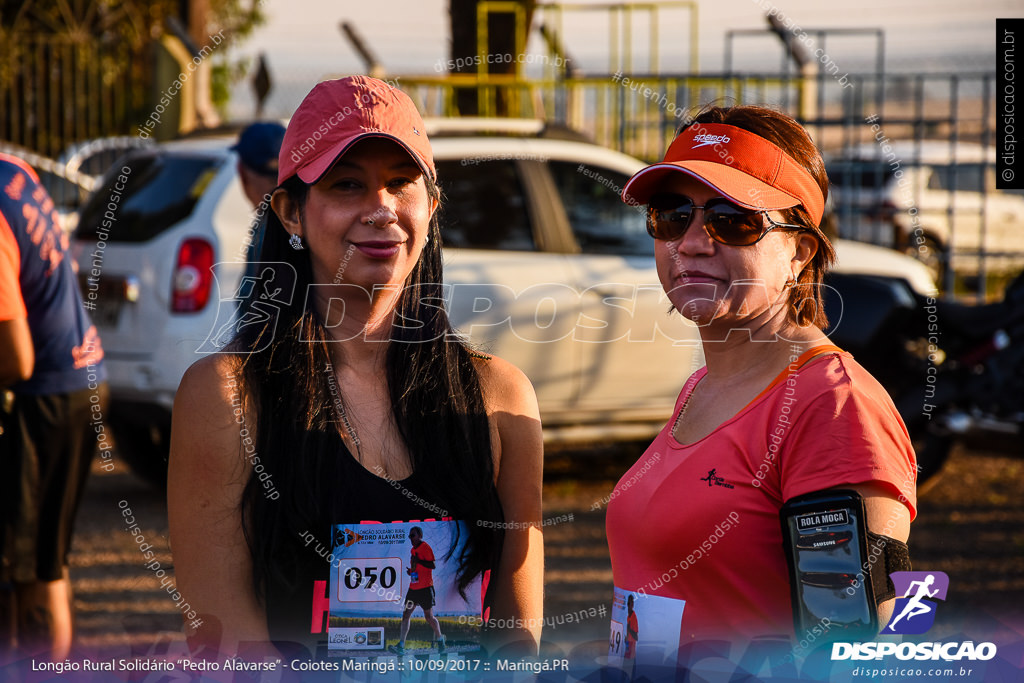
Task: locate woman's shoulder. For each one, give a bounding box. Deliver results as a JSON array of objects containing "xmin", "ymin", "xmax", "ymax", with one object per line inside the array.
[
  {"xmin": 808, "ymin": 350, "xmax": 889, "ymax": 396},
  {"xmin": 171, "ymin": 354, "xmax": 249, "ymax": 475},
  {"xmin": 470, "ymin": 352, "xmax": 542, "ymax": 476},
  {"xmin": 470, "ymin": 352, "xmax": 539, "ymax": 419},
  {"xmin": 783, "ymin": 350, "xmax": 901, "ymax": 420},
  {"xmin": 177, "ymin": 353, "xmax": 245, "ymax": 409},
  {"xmin": 469, "ymin": 352, "xmax": 543, "ymax": 493}
]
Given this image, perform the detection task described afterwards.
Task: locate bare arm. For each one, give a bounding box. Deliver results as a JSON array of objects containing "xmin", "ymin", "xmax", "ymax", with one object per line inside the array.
[
  {"xmin": 847, "ymin": 481, "xmax": 912, "ymax": 629},
  {"xmin": 476, "ymin": 356, "xmax": 544, "ymax": 656},
  {"xmin": 0, "ymin": 316, "xmax": 33, "ymax": 387},
  {"xmin": 167, "ymin": 355, "xmax": 272, "ymax": 655}
]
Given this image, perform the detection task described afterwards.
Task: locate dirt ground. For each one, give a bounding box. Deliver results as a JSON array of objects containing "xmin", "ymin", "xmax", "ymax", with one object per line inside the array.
[{"xmin": 26, "ymin": 441, "xmax": 1024, "ymax": 659}]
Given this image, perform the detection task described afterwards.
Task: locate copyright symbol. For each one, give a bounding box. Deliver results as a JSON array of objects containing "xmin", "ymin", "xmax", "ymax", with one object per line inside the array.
[{"xmin": 1003, "ymin": 169, "xmax": 1015, "ymax": 182}]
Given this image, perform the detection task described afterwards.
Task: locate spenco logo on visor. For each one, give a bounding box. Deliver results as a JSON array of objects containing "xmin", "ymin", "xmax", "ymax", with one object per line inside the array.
[
  {"xmin": 620, "ymin": 123, "xmax": 826, "ymax": 225},
  {"xmin": 691, "ymin": 133, "xmax": 731, "ymax": 148}
]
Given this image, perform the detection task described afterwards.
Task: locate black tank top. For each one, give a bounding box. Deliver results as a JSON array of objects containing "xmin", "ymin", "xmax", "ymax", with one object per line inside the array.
[{"xmin": 263, "ymin": 440, "xmax": 449, "ymax": 655}]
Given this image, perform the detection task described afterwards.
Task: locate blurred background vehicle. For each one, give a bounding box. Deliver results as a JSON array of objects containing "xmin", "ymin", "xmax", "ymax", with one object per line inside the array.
[
  {"xmin": 905, "ymin": 271, "xmax": 1024, "ymax": 481},
  {"xmin": 0, "ymin": 138, "xmax": 154, "ymax": 233},
  {"xmin": 70, "ymin": 136, "xmax": 253, "ymax": 485},
  {"xmin": 70, "ymin": 120, "xmax": 938, "ymax": 486},
  {"xmin": 34, "ymin": 167, "xmax": 93, "ymax": 233},
  {"xmin": 824, "ymin": 268, "xmax": 1024, "ymax": 486},
  {"xmin": 829, "ymin": 141, "xmax": 1024, "ymax": 282},
  {"xmin": 58, "ymin": 137, "xmax": 156, "ymax": 178},
  {"xmin": 0, "ymin": 144, "xmax": 98, "ymax": 232}
]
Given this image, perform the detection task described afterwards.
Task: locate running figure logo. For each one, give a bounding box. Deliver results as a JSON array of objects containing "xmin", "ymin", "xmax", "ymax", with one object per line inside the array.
[
  {"xmin": 884, "ymin": 571, "xmax": 950, "ymax": 634},
  {"xmin": 197, "ymin": 262, "xmax": 296, "ymax": 354},
  {"xmin": 699, "ymin": 468, "xmax": 735, "ymax": 489}
]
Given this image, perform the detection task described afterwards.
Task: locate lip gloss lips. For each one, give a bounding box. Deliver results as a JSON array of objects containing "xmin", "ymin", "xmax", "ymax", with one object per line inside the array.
[
  {"xmin": 353, "ymin": 240, "xmax": 402, "ymax": 258},
  {"xmin": 676, "ymin": 270, "xmax": 724, "ymax": 285}
]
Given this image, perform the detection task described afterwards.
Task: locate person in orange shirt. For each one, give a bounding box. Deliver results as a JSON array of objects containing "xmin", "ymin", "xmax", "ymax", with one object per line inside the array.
[
  {"xmin": 0, "ymin": 154, "xmax": 107, "ymax": 662},
  {"xmin": 625, "ymin": 594, "xmax": 638, "ymax": 659},
  {"xmin": 391, "ymin": 526, "xmax": 444, "ymax": 655},
  {"xmin": 624, "ymin": 593, "xmax": 639, "ymax": 680}
]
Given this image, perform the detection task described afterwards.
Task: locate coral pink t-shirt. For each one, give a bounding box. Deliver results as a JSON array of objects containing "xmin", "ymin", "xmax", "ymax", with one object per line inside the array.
[{"xmin": 606, "ymin": 347, "xmax": 917, "ymax": 645}]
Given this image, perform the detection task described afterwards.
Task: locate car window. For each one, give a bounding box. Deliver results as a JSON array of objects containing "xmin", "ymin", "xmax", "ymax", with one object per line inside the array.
[
  {"xmin": 77, "ymin": 148, "xmax": 136, "ymax": 177},
  {"xmin": 36, "ymin": 170, "xmax": 88, "ymax": 212},
  {"xmin": 435, "ymin": 159, "xmax": 534, "ymax": 250},
  {"xmin": 828, "ymin": 160, "xmax": 893, "ymax": 191},
  {"xmin": 548, "ymin": 161, "xmax": 651, "ymax": 256},
  {"xmin": 63, "ymin": 138, "xmax": 154, "ymax": 177},
  {"xmin": 76, "ymin": 152, "xmax": 222, "ymax": 243},
  {"xmin": 927, "ymin": 164, "xmax": 986, "ymax": 193}
]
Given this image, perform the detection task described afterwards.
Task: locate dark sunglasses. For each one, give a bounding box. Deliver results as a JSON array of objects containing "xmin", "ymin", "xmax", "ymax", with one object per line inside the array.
[{"xmin": 646, "ymin": 193, "xmax": 808, "ymax": 246}]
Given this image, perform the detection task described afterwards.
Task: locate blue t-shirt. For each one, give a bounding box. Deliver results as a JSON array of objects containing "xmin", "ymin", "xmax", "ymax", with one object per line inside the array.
[{"xmin": 0, "ymin": 154, "xmax": 105, "ymax": 394}]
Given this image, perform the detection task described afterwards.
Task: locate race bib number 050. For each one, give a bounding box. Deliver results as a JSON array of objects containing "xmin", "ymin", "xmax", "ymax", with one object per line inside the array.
[
  {"xmin": 336, "ymin": 558, "xmax": 404, "ymax": 604},
  {"xmin": 327, "ymin": 521, "xmax": 482, "ymax": 657}
]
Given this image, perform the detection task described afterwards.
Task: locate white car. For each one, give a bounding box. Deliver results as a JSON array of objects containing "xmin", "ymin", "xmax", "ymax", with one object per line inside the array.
[
  {"xmin": 829, "ymin": 141, "xmax": 1024, "ymax": 276},
  {"xmin": 72, "ymin": 121, "xmax": 936, "ymax": 483},
  {"xmin": 0, "ymin": 143, "xmax": 98, "ymax": 233}
]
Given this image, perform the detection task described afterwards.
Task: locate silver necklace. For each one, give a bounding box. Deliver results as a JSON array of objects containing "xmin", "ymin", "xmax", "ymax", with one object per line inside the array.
[
  {"xmin": 325, "ymin": 362, "xmax": 363, "ymax": 460},
  {"xmin": 336, "ymin": 397, "xmax": 363, "ymax": 458},
  {"xmin": 670, "ymin": 376, "xmax": 700, "ymax": 436}
]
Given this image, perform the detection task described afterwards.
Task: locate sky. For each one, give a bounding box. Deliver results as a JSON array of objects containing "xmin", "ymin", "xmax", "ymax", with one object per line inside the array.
[{"xmin": 223, "ymin": 0, "xmax": 1013, "ymax": 120}]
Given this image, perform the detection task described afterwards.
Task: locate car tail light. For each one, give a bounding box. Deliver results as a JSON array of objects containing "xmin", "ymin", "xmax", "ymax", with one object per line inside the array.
[{"xmin": 171, "ymin": 238, "xmax": 215, "ymax": 312}]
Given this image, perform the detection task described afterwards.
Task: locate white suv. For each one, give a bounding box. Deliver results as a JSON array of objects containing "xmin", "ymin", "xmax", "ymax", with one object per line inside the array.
[
  {"xmin": 829, "ymin": 141, "xmax": 1024, "ymax": 277},
  {"xmin": 73, "ymin": 122, "xmax": 936, "ymax": 483}
]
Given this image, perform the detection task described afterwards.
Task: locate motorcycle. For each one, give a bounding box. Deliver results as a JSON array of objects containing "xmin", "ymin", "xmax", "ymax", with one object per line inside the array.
[{"xmin": 822, "ymin": 270, "xmax": 1024, "ymax": 486}]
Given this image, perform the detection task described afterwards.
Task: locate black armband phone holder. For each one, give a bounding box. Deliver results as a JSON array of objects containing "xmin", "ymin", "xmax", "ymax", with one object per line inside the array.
[{"xmin": 780, "ymin": 489, "xmax": 911, "ymax": 642}]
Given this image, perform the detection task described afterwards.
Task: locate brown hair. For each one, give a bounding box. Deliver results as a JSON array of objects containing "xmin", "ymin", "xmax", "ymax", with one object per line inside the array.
[{"xmin": 680, "ymin": 105, "xmax": 836, "ymax": 328}]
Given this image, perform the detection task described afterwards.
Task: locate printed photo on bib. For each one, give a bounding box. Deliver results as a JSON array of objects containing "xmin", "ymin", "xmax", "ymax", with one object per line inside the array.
[
  {"xmin": 609, "ymin": 586, "xmax": 685, "ymax": 677},
  {"xmin": 327, "ymin": 521, "xmax": 483, "ymax": 657}
]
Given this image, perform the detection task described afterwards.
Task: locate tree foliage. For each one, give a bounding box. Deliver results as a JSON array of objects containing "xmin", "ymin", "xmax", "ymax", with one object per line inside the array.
[
  {"xmin": 0, "ymin": 0, "xmax": 264, "ymax": 146},
  {"xmin": 0, "ymin": 0, "xmax": 264, "ymax": 46}
]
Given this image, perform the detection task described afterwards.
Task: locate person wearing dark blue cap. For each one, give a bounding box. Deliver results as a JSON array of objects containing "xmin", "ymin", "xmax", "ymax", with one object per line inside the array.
[{"xmin": 232, "ymin": 121, "xmax": 286, "ymax": 209}]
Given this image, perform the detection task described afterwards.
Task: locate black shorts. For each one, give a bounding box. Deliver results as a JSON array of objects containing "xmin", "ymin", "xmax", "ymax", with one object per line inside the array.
[
  {"xmin": 0, "ymin": 383, "xmax": 108, "ymax": 582},
  {"xmin": 404, "ymin": 586, "xmax": 435, "ymax": 611}
]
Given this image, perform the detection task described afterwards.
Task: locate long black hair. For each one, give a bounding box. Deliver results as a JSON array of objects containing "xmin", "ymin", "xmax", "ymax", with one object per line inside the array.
[{"xmin": 231, "ymin": 168, "xmax": 504, "ymax": 603}]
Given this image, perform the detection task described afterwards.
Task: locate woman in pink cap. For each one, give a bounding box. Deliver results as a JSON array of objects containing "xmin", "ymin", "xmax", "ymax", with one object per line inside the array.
[
  {"xmin": 168, "ymin": 76, "xmax": 542, "ymax": 658},
  {"xmin": 604, "ymin": 106, "xmax": 917, "ymax": 666}
]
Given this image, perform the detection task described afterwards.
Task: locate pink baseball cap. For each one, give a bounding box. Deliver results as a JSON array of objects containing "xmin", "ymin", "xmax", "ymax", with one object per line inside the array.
[{"xmin": 278, "ymin": 76, "xmax": 435, "ymax": 185}]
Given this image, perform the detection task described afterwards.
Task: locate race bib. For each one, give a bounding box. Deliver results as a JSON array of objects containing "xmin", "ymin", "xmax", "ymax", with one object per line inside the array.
[
  {"xmin": 327, "ymin": 521, "xmax": 482, "ymax": 656},
  {"xmin": 608, "ymin": 586, "xmax": 685, "ymax": 675}
]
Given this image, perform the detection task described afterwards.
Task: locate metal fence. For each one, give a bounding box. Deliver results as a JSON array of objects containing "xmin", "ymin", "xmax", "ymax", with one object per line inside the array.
[
  {"xmin": 2, "ymin": 30, "xmax": 1016, "ymax": 293},
  {"xmin": 0, "ymin": 35, "xmax": 141, "ymax": 158},
  {"xmin": 398, "ymin": 69, "xmax": 1015, "ymax": 292}
]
